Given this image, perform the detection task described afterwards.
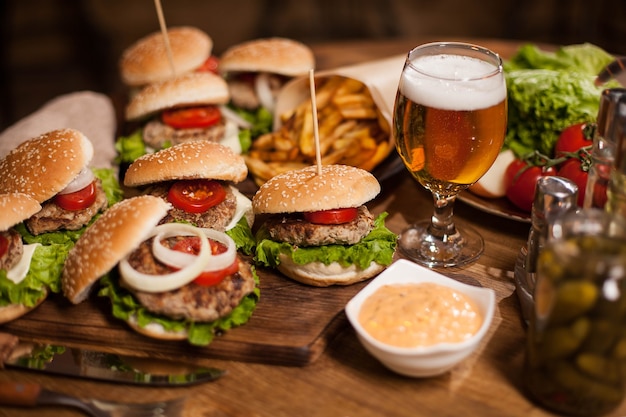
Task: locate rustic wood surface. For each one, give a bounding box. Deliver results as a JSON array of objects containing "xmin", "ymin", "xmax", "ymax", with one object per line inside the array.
[{"xmin": 1, "ymin": 37, "xmax": 624, "ymax": 417}]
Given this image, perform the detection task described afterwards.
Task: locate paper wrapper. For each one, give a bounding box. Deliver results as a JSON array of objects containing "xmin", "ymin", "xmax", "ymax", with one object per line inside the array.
[
  {"xmin": 274, "ymin": 53, "xmax": 407, "ymax": 137},
  {"xmin": 0, "ymin": 91, "xmax": 117, "ymax": 169}
]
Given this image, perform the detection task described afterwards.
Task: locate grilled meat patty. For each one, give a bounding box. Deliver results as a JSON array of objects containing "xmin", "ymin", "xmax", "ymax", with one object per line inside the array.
[
  {"xmin": 146, "ymin": 182, "xmax": 237, "ymax": 231},
  {"xmin": 25, "ymin": 179, "xmax": 108, "ymax": 235},
  {"xmin": 142, "ymin": 119, "xmax": 226, "ymax": 150},
  {"xmin": 265, "ymin": 205, "xmax": 375, "ymax": 247},
  {"xmin": 125, "ymin": 237, "xmax": 255, "ymax": 322},
  {"xmin": 0, "ymin": 229, "xmax": 24, "ymax": 271}
]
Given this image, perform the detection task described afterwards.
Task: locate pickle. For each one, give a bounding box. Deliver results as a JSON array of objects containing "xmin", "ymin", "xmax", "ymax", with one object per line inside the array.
[
  {"xmin": 548, "ymin": 281, "xmax": 598, "ymax": 325},
  {"xmin": 575, "ymin": 353, "xmax": 623, "ymax": 385},
  {"xmin": 551, "ymin": 360, "xmax": 624, "ymax": 408},
  {"xmin": 581, "ymin": 319, "xmax": 620, "ymax": 353},
  {"xmin": 536, "ymin": 317, "xmax": 590, "ymax": 361},
  {"xmin": 612, "ymin": 337, "xmax": 626, "ymax": 359}
]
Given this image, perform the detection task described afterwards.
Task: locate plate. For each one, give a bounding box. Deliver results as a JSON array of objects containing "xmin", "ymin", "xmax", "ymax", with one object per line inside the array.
[{"xmin": 458, "ymin": 191, "xmax": 531, "ymax": 223}]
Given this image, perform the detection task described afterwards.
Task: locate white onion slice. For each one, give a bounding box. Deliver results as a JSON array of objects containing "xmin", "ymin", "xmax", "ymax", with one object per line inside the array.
[
  {"xmin": 152, "ymin": 227, "xmax": 236, "ymax": 273},
  {"xmin": 218, "ymin": 105, "xmax": 253, "ymax": 129},
  {"xmin": 255, "ymin": 72, "xmax": 275, "ymax": 113},
  {"xmin": 58, "ymin": 168, "xmax": 95, "ymax": 195},
  {"xmin": 119, "ymin": 223, "xmax": 211, "ymax": 293}
]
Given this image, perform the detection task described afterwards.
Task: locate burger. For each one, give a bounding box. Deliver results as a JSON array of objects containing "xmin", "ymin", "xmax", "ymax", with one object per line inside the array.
[
  {"xmin": 61, "ymin": 195, "xmax": 259, "ymax": 346},
  {"xmin": 0, "ymin": 128, "xmax": 121, "ymax": 239},
  {"xmin": 218, "ymin": 37, "xmax": 315, "ymax": 139},
  {"xmin": 0, "ymin": 192, "xmax": 55, "ymax": 323},
  {"xmin": 252, "ymin": 164, "xmax": 397, "ymax": 286},
  {"xmin": 116, "ymin": 71, "xmax": 247, "ymax": 165},
  {"xmin": 119, "ymin": 26, "xmax": 215, "ymax": 89},
  {"xmin": 123, "ymin": 140, "xmax": 256, "ymax": 254}
]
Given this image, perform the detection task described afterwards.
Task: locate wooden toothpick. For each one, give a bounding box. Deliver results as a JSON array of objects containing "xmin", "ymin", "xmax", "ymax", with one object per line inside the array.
[
  {"xmin": 154, "ymin": 0, "xmax": 176, "ymax": 77},
  {"xmin": 309, "ymin": 69, "xmax": 322, "ymax": 175}
]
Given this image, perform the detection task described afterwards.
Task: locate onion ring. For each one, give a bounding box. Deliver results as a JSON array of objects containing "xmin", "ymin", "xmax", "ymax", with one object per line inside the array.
[
  {"xmin": 255, "ymin": 72, "xmax": 275, "ymax": 113},
  {"xmin": 58, "ymin": 168, "xmax": 95, "ymax": 195},
  {"xmin": 219, "ymin": 105, "xmax": 253, "ymax": 129}
]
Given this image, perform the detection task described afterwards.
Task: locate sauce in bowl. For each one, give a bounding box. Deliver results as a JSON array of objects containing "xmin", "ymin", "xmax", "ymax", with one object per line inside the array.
[{"xmin": 358, "ymin": 283, "xmax": 483, "ymax": 348}]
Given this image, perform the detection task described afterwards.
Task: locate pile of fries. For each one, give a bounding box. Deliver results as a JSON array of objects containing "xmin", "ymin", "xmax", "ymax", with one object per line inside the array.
[{"xmin": 244, "ymin": 76, "xmax": 392, "ymax": 185}]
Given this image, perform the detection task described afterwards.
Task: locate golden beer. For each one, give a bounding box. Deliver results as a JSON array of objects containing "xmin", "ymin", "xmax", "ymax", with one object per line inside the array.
[{"xmin": 394, "ymin": 53, "xmax": 507, "ymax": 196}]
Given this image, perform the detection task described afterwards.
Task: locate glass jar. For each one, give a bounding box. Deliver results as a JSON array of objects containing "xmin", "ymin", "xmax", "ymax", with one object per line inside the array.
[{"xmin": 523, "ymin": 209, "xmax": 626, "ymax": 416}]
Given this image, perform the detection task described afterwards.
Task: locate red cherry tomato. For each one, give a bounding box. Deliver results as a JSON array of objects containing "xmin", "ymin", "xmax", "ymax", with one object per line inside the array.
[
  {"xmin": 557, "ymin": 158, "xmax": 588, "ymax": 207},
  {"xmin": 161, "ymin": 106, "xmax": 221, "ymax": 129},
  {"xmin": 53, "ymin": 181, "xmax": 97, "ymax": 211},
  {"xmin": 167, "ymin": 180, "xmax": 226, "ymax": 213},
  {"xmin": 172, "ymin": 237, "xmax": 239, "ymax": 286},
  {"xmin": 303, "ymin": 207, "xmax": 359, "ymax": 225},
  {"xmin": 504, "ymin": 159, "xmax": 557, "ymax": 212},
  {"xmin": 554, "ymin": 122, "xmax": 594, "ymax": 158},
  {"xmin": 196, "ymin": 55, "xmax": 220, "ymax": 74},
  {"xmin": 0, "ymin": 234, "xmax": 8, "ymax": 258}
]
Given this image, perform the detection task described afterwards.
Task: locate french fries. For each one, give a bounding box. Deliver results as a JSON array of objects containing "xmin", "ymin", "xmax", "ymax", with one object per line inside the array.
[{"xmin": 246, "ymin": 76, "xmax": 391, "ymax": 185}]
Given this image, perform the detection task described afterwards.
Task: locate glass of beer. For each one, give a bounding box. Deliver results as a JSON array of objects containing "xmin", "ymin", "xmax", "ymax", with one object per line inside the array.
[{"xmin": 393, "ymin": 42, "xmax": 507, "ymax": 267}]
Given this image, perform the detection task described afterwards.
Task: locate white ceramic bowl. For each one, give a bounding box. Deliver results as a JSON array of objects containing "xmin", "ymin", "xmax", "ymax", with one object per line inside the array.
[{"xmin": 345, "ymin": 259, "xmax": 496, "ymax": 377}]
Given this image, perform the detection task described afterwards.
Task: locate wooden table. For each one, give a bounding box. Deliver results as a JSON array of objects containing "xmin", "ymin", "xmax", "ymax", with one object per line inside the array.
[{"xmin": 1, "ymin": 37, "xmax": 624, "ymax": 417}]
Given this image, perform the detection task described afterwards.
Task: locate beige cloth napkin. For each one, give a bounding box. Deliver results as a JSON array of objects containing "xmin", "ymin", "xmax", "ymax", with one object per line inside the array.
[{"xmin": 0, "ymin": 91, "xmax": 117, "ymax": 169}]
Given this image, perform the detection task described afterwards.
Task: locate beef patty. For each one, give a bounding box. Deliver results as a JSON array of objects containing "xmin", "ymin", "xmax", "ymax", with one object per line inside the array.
[
  {"xmin": 0, "ymin": 229, "xmax": 24, "ymax": 271},
  {"xmin": 265, "ymin": 205, "xmax": 375, "ymax": 247},
  {"xmin": 142, "ymin": 119, "xmax": 226, "ymax": 150}
]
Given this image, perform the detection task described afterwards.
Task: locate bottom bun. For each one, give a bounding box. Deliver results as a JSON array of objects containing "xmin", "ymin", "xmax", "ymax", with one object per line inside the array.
[
  {"xmin": 277, "ymin": 254, "xmax": 386, "ymax": 287},
  {"xmin": 126, "ymin": 315, "xmax": 188, "ymax": 341},
  {"xmin": 0, "ymin": 294, "xmax": 46, "ymax": 324}
]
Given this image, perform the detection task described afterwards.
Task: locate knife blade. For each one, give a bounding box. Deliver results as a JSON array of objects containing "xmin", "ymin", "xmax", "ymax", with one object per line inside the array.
[{"xmin": 4, "ymin": 340, "xmax": 225, "ymax": 386}]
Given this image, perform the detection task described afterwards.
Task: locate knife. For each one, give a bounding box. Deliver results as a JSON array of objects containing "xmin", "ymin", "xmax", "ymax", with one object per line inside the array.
[{"xmin": 3, "ymin": 339, "xmax": 225, "ymax": 386}]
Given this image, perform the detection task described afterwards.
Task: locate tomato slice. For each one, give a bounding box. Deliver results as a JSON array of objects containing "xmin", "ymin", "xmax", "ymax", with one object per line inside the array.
[
  {"xmin": 303, "ymin": 207, "xmax": 359, "ymax": 225},
  {"xmin": 196, "ymin": 55, "xmax": 220, "ymax": 74},
  {"xmin": 167, "ymin": 180, "xmax": 226, "ymax": 213},
  {"xmin": 171, "ymin": 237, "xmax": 239, "ymax": 286},
  {"xmin": 0, "ymin": 234, "xmax": 9, "ymax": 258},
  {"xmin": 54, "ymin": 181, "xmax": 97, "ymax": 211},
  {"xmin": 161, "ymin": 106, "xmax": 221, "ymax": 129}
]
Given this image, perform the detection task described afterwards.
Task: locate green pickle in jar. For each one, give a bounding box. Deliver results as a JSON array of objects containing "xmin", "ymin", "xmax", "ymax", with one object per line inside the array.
[{"xmin": 524, "ymin": 234, "xmax": 626, "ymax": 416}]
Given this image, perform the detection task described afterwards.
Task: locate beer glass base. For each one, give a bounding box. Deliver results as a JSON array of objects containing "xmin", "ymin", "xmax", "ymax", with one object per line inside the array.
[{"xmin": 397, "ymin": 220, "xmax": 484, "ymax": 268}]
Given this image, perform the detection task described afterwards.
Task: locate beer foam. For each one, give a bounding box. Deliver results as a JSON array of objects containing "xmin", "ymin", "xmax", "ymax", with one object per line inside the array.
[{"xmin": 400, "ymin": 54, "xmax": 506, "ymax": 111}]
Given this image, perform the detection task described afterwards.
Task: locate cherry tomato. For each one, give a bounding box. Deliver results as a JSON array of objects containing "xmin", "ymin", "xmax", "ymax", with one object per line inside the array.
[
  {"xmin": 196, "ymin": 55, "xmax": 220, "ymax": 74},
  {"xmin": 54, "ymin": 181, "xmax": 97, "ymax": 211},
  {"xmin": 172, "ymin": 237, "xmax": 239, "ymax": 286},
  {"xmin": 161, "ymin": 106, "xmax": 221, "ymax": 129},
  {"xmin": 0, "ymin": 234, "xmax": 8, "ymax": 258},
  {"xmin": 167, "ymin": 180, "xmax": 226, "ymax": 213},
  {"xmin": 303, "ymin": 207, "xmax": 359, "ymax": 225},
  {"xmin": 557, "ymin": 158, "xmax": 588, "ymax": 207},
  {"xmin": 504, "ymin": 159, "xmax": 557, "ymax": 212},
  {"xmin": 554, "ymin": 122, "xmax": 594, "ymax": 158}
]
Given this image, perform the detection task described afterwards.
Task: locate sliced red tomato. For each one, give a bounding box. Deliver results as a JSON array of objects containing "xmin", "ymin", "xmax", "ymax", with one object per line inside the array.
[
  {"xmin": 303, "ymin": 207, "xmax": 358, "ymax": 225},
  {"xmin": 504, "ymin": 159, "xmax": 557, "ymax": 212},
  {"xmin": 196, "ymin": 55, "xmax": 220, "ymax": 74},
  {"xmin": 557, "ymin": 158, "xmax": 589, "ymax": 207},
  {"xmin": 53, "ymin": 181, "xmax": 97, "ymax": 211},
  {"xmin": 171, "ymin": 237, "xmax": 239, "ymax": 286},
  {"xmin": 554, "ymin": 122, "xmax": 594, "ymax": 158},
  {"xmin": 167, "ymin": 180, "xmax": 226, "ymax": 213},
  {"xmin": 0, "ymin": 234, "xmax": 8, "ymax": 258},
  {"xmin": 161, "ymin": 106, "xmax": 221, "ymax": 129}
]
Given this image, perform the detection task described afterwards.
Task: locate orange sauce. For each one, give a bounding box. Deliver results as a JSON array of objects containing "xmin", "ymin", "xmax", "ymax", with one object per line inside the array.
[{"xmin": 358, "ymin": 283, "xmax": 483, "ymax": 348}]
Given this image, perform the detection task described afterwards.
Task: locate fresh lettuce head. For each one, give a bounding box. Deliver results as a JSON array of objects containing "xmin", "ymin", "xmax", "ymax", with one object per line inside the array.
[{"xmin": 503, "ymin": 43, "xmax": 619, "ymax": 157}]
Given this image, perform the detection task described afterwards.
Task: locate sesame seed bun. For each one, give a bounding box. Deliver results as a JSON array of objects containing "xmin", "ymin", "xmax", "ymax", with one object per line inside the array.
[
  {"xmin": 125, "ymin": 72, "xmax": 229, "ymax": 121},
  {"xmin": 120, "ymin": 26, "xmax": 213, "ymax": 87},
  {"xmin": 123, "ymin": 141, "xmax": 248, "ymax": 187},
  {"xmin": 219, "ymin": 38, "xmax": 315, "ymax": 77},
  {"xmin": 252, "ymin": 164, "xmax": 380, "ymax": 214},
  {"xmin": 0, "ymin": 129, "xmax": 94, "ymax": 204},
  {"xmin": 62, "ymin": 195, "xmax": 171, "ymax": 304},
  {"xmin": 0, "ymin": 193, "xmax": 42, "ymax": 231},
  {"xmin": 277, "ymin": 254, "xmax": 386, "ymax": 287}
]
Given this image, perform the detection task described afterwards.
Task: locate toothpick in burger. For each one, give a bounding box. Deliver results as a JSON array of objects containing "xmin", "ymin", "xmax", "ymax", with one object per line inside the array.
[
  {"xmin": 62, "ymin": 195, "xmax": 259, "ymax": 346},
  {"xmin": 253, "ymin": 164, "xmax": 397, "ymax": 286},
  {"xmin": 0, "ymin": 193, "xmax": 62, "ymax": 323},
  {"xmin": 123, "ymin": 141, "xmax": 256, "ymax": 254}
]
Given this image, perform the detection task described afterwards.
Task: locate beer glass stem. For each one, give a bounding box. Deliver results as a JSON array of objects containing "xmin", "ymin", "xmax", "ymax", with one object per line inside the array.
[{"xmin": 429, "ymin": 194, "xmax": 457, "ymax": 239}]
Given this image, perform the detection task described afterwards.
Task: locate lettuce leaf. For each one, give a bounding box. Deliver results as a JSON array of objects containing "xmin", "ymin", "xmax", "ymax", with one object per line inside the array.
[
  {"xmin": 254, "ymin": 212, "xmax": 397, "ymax": 270},
  {"xmin": 115, "ymin": 129, "xmax": 147, "ymax": 164},
  {"xmin": 503, "ymin": 43, "xmax": 619, "ymax": 157},
  {"xmin": 226, "ymin": 216, "xmax": 256, "ymax": 256},
  {"xmin": 98, "ymin": 268, "xmax": 260, "ymax": 346}
]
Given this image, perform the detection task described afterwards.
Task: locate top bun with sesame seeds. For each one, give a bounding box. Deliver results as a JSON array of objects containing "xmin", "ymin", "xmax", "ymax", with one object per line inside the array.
[
  {"xmin": 0, "ymin": 128, "xmax": 94, "ymax": 204},
  {"xmin": 252, "ymin": 164, "xmax": 396, "ymax": 287}
]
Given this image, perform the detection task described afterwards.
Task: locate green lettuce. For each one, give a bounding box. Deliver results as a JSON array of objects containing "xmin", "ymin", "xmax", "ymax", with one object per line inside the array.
[
  {"xmin": 98, "ymin": 268, "xmax": 260, "ymax": 346},
  {"xmin": 115, "ymin": 129, "xmax": 148, "ymax": 164},
  {"xmin": 503, "ymin": 43, "xmax": 619, "ymax": 157},
  {"xmin": 226, "ymin": 216, "xmax": 256, "ymax": 256},
  {"xmin": 254, "ymin": 212, "xmax": 397, "ymax": 270}
]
